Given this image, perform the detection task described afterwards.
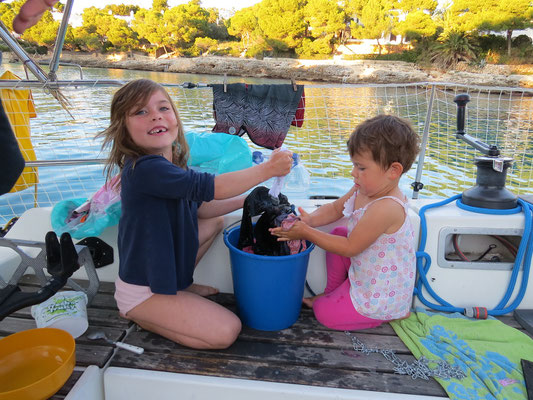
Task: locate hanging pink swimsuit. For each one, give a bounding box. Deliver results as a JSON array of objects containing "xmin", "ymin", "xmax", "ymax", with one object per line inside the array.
[{"xmin": 312, "ymin": 193, "xmax": 416, "ymax": 330}]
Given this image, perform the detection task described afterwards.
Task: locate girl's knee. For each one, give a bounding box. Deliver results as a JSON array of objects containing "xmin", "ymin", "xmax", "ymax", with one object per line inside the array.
[
  {"xmin": 198, "ymin": 216, "xmax": 224, "ymax": 247},
  {"xmin": 207, "ymin": 216, "xmax": 224, "ymax": 236},
  {"xmin": 215, "ymin": 216, "xmax": 224, "ymax": 233},
  {"xmin": 213, "ymin": 315, "xmax": 241, "ymax": 349}
]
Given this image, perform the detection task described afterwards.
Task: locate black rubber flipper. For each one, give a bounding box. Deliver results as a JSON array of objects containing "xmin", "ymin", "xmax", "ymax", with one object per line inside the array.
[
  {"xmin": 45, "ymin": 231, "xmax": 61, "ymax": 276},
  {"xmin": 59, "ymin": 232, "xmax": 80, "ymax": 279},
  {"xmin": 0, "ymin": 232, "xmax": 80, "ymax": 321}
]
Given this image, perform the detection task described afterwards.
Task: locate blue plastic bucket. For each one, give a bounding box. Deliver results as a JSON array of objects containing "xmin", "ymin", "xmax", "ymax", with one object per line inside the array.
[{"xmin": 223, "ymin": 225, "xmax": 315, "ymax": 331}]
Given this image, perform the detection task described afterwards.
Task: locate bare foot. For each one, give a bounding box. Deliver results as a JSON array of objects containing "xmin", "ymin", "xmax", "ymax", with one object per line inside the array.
[
  {"xmin": 119, "ymin": 312, "xmax": 130, "ymax": 320},
  {"xmin": 398, "ymin": 312, "xmax": 411, "ymax": 320},
  {"xmin": 302, "ymin": 293, "xmax": 324, "ymax": 308},
  {"xmin": 185, "ymin": 283, "xmax": 219, "ymax": 297}
]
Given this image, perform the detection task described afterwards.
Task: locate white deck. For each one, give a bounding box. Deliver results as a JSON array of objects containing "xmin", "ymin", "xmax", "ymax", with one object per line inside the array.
[
  {"xmin": 2, "ymin": 197, "xmax": 532, "ymax": 311},
  {"xmin": 0, "ymin": 199, "xmax": 418, "ymax": 294},
  {"xmin": 63, "ymin": 365, "xmax": 446, "ymax": 400}
]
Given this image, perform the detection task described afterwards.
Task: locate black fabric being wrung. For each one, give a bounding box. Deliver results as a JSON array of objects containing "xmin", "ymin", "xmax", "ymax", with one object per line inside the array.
[{"xmin": 238, "ymin": 186, "xmax": 294, "ymax": 256}]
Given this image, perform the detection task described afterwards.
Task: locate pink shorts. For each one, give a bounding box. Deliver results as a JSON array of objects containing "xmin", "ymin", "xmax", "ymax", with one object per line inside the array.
[{"xmin": 114, "ymin": 277, "xmax": 154, "ymax": 316}]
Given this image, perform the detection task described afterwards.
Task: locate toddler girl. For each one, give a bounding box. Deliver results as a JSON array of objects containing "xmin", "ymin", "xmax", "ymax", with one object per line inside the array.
[{"xmin": 271, "ymin": 114, "xmax": 420, "ymax": 330}]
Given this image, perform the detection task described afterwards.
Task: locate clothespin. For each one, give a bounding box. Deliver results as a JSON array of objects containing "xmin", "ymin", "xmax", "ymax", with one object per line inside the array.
[
  {"xmin": 223, "ymin": 74, "xmax": 227, "ymax": 93},
  {"xmin": 290, "ymin": 78, "xmax": 297, "ymax": 92}
]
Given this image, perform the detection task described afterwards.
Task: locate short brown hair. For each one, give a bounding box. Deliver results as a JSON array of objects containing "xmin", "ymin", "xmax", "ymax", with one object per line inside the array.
[{"xmin": 347, "ymin": 115, "xmax": 420, "ymax": 173}]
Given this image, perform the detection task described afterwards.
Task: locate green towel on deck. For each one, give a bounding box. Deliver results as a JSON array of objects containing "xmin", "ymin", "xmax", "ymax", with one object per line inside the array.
[{"xmin": 390, "ymin": 309, "xmax": 533, "ymax": 400}]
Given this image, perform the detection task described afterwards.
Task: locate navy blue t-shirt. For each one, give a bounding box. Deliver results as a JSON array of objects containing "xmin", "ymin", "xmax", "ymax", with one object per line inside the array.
[{"xmin": 118, "ymin": 155, "xmax": 215, "ymax": 294}]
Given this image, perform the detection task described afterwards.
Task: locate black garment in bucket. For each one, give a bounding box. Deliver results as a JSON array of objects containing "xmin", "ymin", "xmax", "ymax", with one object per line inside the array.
[{"xmin": 237, "ymin": 186, "xmax": 294, "ymax": 256}]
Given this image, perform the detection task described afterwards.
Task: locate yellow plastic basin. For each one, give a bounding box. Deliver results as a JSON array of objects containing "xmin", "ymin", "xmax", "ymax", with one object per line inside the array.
[{"xmin": 0, "ymin": 328, "xmax": 75, "ymax": 400}]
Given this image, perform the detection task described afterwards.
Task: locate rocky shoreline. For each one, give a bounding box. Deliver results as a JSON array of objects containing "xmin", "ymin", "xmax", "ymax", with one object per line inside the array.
[{"xmin": 19, "ymin": 52, "xmax": 533, "ymax": 88}]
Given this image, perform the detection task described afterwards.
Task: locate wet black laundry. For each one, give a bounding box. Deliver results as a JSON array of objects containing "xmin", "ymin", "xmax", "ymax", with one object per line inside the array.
[
  {"xmin": 212, "ymin": 83, "xmax": 305, "ymax": 150},
  {"xmin": 238, "ymin": 186, "xmax": 302, "ymax": 256}
]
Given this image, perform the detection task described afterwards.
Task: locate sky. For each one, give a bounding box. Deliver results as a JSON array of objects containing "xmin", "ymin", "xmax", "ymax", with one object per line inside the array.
[
  {"xmin": 64, "ymin": 0, "xmax": 260, "ymax": 25},
  {"xmin": 71, "ymin": 0, "xmax": 261, "ymax": 15}
]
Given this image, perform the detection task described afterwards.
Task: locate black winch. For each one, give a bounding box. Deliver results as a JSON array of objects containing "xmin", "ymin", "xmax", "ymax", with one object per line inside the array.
[{"xmin": 453, "ymin": 94, "xmax": 517, "ymax": 209}]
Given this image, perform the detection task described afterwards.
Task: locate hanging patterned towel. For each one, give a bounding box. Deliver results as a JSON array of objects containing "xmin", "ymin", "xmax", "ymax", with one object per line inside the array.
[
  {"xmin": 390, "ymin": 309, "xmax": 533, "ymax": 400},
  {"xmin": 212, "ymin": 83, "xmax": 305, "ymax": 149},
  {"xmin": 291, "ymin": 90, "xmax": 305, "ymax": 128}
]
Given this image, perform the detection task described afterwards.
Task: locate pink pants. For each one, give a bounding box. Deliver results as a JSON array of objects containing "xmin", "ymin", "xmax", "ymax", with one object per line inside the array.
[{"xmin": 312, "ymin": 226, "xmax": 387, "ymax": 330}]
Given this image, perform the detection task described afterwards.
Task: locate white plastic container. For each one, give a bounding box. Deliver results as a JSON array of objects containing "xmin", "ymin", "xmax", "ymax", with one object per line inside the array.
[
  {"xmin": 31, "ymin": 291, "xmax": 89, "ymax": 338},
  {"xmin": 283, "ymin": 153, "xmax": 310, "ymax": 198}
]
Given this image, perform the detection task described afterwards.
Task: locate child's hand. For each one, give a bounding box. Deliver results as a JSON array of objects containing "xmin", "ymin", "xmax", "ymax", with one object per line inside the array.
[
  {"xmin": 267, "ymin": 149, "xmax": 292, "ymax": 177},
  {"xmin": 297, "ymin": 207, "xmax": 312, "ymax": 225},
  {"xmin": 269, "ymin": 220, "xmax": 306, "ymax": 241}
]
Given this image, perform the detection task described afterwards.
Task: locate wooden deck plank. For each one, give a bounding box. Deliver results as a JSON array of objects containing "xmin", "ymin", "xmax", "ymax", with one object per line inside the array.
[
  {"xmin": 110, "ymin": 309, "xmax": 443, "ymax": 396},
  {"xmin": 239, "ymin": 325, "xmax": 410, "ymax": 351},
  {"xmin": 124, "ymin": 324, "xmax": 409, "ymax": 354},
  {"xmin": 122, "ymin": 329, "xmax": 413, "ymax": 371},
  {"xmin": 110, "ymin": 350, "xmax": 447, "ymax": 397},
  {"xmin": 74, "ymin": 344, "xmax": 115, "ymax": 368},
  {"xmin": 4, "ymin": 276, "xmax": 530, "ymax": 399},
  {"xmin": 0, "ymin": 315, "xmax": 37, "ymax": 334}
]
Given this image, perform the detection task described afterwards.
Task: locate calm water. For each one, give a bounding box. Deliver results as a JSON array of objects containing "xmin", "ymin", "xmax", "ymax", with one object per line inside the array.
[{"xmin": 1, "ymin": 62, "xmax": 532, "ymax": 224}]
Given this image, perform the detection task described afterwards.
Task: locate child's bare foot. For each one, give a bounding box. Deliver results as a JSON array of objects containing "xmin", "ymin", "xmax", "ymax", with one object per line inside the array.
[
  {"xmin": 186, "ymin": 283, "xmax": 219, "ymax": 297},
  {"xmin": 119, "ymin": 312, "xmax": 130, "ymax": 320},
  {"xmin": 399, "ymin": 312, "xmax": 411, "ymax": 320},
  {"xmin": 302, "ymin": 293, "xmax": 324, "ymax": 308}
]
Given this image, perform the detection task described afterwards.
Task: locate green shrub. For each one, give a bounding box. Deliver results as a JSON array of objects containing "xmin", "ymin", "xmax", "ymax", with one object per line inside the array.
[
  {"xmin": 182, "ymin": 46, "xmax": 201, "ymax": 57},
  {"xmin": 430, "ymin": 31, "xmax": 479, "ymax": 68},
  {"xmin": 35, "ymin": 45, "xmax": 48, "ymax": 55},
  {"xmin": 296, "ymin": 38, "xmax": 332, "ymax": 58},
  {"xmin": 246, "ymin": 44, "xmax": 267, "ymax": 59},
  {"xmin": 377, "ymin": 50, "xmax": 418, "ymax": 62},
  {"xmin": 14, "ymin": 42, "xmax": 49, "ymax": 55},
  {"xmin": 265, "ymin": 39, "xmax": 289, "ymax": 55},
  {"xmin": 194, "ymin": 37, "xmax": 218, "ymax": 55},
  {"xmin": 512, "ymin": 34, "xmax": 532, "ymax": 48},
  {"xmin": 478, "ymin": 34, "xmax": 507, "ymax": 53}
]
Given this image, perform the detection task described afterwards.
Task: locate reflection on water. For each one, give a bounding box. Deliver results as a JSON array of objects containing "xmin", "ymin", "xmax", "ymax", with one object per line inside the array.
[{"xmin": 0, "ymin": 63, "xmax": 532, "ymax": 223}]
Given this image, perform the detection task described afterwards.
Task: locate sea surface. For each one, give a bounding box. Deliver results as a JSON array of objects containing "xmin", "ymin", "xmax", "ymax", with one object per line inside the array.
[{"xmin": 1, "ymin": 62, "xmax": 532, "ymax": 224}]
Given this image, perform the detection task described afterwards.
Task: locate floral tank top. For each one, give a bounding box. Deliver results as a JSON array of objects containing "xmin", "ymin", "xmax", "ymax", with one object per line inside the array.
[{"xmin": 343, "ymin": 192, "xmax": 416, "ymax": 320}]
